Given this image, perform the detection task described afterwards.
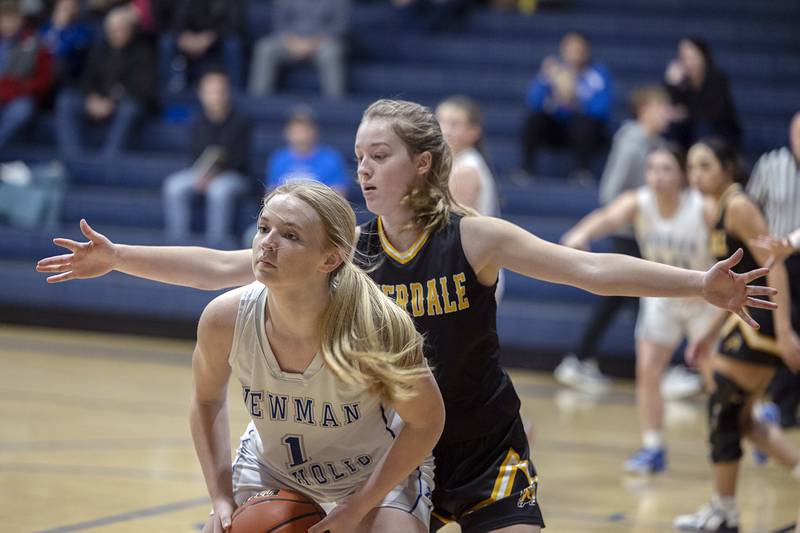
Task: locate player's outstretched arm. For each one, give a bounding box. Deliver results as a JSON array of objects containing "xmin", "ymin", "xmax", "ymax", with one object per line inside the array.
[
  {"xmin": 308, "ymin": 369, "xmax": 444, "ymax": 533},
  {"xmin": 36, "ymin": 219, "xmax": 254, "ymax": 290},
  {"xmin": 462, "ymin": 216, "xmax": 777, "ymax": 329}
]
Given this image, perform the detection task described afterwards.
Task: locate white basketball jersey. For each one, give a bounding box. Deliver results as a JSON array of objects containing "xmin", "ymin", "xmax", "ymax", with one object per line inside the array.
[
  {"xmin": 228, "ymin": 282, "xmax": 401, "ymax": 502},
  {"xmin": 454, "ymin": 148, "xmax": 500, "ymax": 217},
  {"xmin": 634, "ymin": 187, "xmax": 712, "ymax": 271}
]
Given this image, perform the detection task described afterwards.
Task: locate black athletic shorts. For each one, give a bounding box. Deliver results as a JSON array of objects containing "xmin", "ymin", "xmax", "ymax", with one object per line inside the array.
[{"xmin": 430, "ymin": 415, "xmax": 545, "ymax": 532}]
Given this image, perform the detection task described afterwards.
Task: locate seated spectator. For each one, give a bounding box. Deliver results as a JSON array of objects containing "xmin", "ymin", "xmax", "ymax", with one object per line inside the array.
[
  {"xmin": 248, "ymin": 0, "xmax": 349, "ymax": 100},
  {"xmin": 0, "ymin": 0, "xmax": 53, "ymax": 148},
  {"xmin": 162, "ymin": 69, "xmax": 251, "ymax": 246},
  {"xmin": 54, "ymin": 7, "xmax": 154, "ymax": 158},
  {"xmin": 39, "ymin": 0, "xmax": 92, "ymax": 86},
  {"xmin": 521, "ymin": 31, "xmax": 611, "ymax": 181},
  {"xmin": 85, "ymin": 0, "xmax": 173, "ymax": 35},
  {"xmin": 159, "ymin": 0, "xmax": 243, "ymax": 93},
  {"xmin": 266, "ymin": 106, "xmax": 349, "ymax": 197},
  {"xmin": 664, "ymin": 37, "xmax": 741, "ymax": 149}
]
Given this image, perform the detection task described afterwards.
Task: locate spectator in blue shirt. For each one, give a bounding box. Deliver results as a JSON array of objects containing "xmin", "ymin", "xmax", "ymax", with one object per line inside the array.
[
  {"xmin": 521, "ymin": 32, "xmax": 612, "ymax": 180},
  {"xmin": 39, "ymin": 0, "xmax": 92, "ymax": 86},
  {"xmin": 266, "ymin": 106, "xmax": 350, "ymax": 197}
]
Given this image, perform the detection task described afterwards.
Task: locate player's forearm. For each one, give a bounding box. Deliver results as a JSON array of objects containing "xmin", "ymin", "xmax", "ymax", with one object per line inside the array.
[
  {"xmin": 190, "ymin": 397, "xmax": 234, "ymax": 503},
  {"xmin": 579, "ymin": 252, "xmax": 704, "ymax": 298},
  {"xmin": 115, "ymin": 245, "xmax": 253, "ymax": 290},
  {"xmin": 767, "ymin": 262, "xmax": 793, "ymax": 335},
  {"xmin": 347, "ymin": 421, "xmax": 441, "ymax": 517}
]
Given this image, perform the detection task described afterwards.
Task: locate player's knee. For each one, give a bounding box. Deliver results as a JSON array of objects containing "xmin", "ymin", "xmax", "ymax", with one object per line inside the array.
[{"xmin": 708, "ymin": 371, "xmax": 746, "ymax": 463}]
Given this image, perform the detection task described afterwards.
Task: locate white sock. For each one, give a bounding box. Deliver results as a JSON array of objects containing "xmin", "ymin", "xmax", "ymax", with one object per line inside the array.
[
  {"xmin": 712, "ymin": 493, "xmax": 736, "ymax": 512},
  {"xmin": 792, "ymin": 462, "xmax": 800, "ymax": 481},
  {"xmin": 643, "ymin": 430, "xmax": 664, "ymax": 450}
]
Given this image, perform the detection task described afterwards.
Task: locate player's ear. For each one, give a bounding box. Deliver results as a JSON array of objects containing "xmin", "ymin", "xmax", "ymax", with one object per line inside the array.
[
  {"xmin": 415, "ymin": 151, "xmax": 433, "ymax": 177},
  {"xmin": 319, "ymin": 249, "xmax": 343, "ymax": 274}
]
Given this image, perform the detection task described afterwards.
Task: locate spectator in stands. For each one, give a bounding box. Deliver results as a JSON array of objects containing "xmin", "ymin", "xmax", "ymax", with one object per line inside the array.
[
  {"xmin": 0, "ymin": 0, "xmax": 52, "ymax": 148},
  {"xmin": 162, "ymin": 69, "xmax": 251, "ymax": 246},
  {"xmin": 159, "ymin": 0, "xmax": 243, "ymax": 93},
  {"xmin": 39, "ymin": 0, "xmax": 92, "ymax": 87},
  {"xmin": 554, "ymin": 86, "xmax": 673, "ymax": 394},
  {"xmin": 248, "ymin": 0, "xmax": 349, "ymax": 101},
  {"xmin": 266, "ymin": 105, "xmax": 350, "ymax": 197},
  {"xmin": 54, "ymin": 7, "xmax": 154, "ymax": 159},
  {"xmin": 664, "ymin": 37, "xmax": 741, "ymax": 149},
  {"xmin": 85, "ymin": 0, "xmax": 174, "ymax": 36},
  {"xmin": 521, "ymin": 31, "xmax": 611, "ymax": 181}
]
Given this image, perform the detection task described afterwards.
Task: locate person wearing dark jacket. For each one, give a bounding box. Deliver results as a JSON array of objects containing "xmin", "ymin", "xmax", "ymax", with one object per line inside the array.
[
  {"xmin": 54, "ymin": 7, "xmax": 154, "ymax": 158},
  {"xmin": 162, "ymin": 69, "xmax": 251, "ymax": 246},
  {"xmin": 665, "ymin": 37, "xmax": 742, "ymax": 149},
  {"xmin": 0, "ymin": 0, "xmax": 53, "ymax": 148},
  {"xmin": 159, "ymin": 0, "xmax": 243, "ymax": 93}
]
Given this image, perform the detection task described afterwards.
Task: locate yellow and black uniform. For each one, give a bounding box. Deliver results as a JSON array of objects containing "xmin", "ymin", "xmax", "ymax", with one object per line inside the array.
[
  {"xmin": 711, "ymin": 184, "xmax": 795, "ymax": 367},
  {"xmin": 357, "ymin": 214, "xmax": 544, "ymax": 532}
]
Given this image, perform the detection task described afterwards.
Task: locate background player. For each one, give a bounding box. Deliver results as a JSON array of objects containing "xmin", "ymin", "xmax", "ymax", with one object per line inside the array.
[
  {"xmin": 561, "ymin": 144, "xmax": 716, "ymax": 474},
  {"xmin": 674, "ymin": 139, "xmax": 800, "ymax": 533}
]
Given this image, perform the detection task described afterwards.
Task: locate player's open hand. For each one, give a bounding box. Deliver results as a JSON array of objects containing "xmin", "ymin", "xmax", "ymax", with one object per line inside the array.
[
  {"xmin": 208, "ymin": 499, "xmax": 234, "ymax": 533},
  {"xmin": 35, "ymin": 219, "xmax": 118, "ymax": 283},
  {"xmin": 701, "ymin": 248, "xmax": 777, "ymax": 329}
]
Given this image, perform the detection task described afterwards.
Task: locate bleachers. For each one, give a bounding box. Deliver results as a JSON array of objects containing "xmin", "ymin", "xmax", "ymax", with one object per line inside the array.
[{"xmin": 1, "ymin": 0, "xmax": 798, "ymax": 365}]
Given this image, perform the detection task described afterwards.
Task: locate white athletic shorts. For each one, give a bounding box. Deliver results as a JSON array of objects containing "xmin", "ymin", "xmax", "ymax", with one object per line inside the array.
[
  {"xmin": 635, "ymin": 296, "xmax": 717, "ymax": 348},
  {"xmin": 230, "ymin": 423, "xmax": 435, "ymax": 526}
]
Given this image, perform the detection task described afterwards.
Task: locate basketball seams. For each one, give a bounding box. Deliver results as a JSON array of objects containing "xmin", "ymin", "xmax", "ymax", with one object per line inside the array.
[{"xmin": 265, "ymin": 511, "xmax": 327, "ymax": 533}]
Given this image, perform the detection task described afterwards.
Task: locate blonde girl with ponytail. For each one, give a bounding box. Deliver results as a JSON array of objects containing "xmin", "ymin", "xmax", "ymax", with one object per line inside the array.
[{"xmin": 190, "ymin": 180, "xmax": 444, "ymax": 533}]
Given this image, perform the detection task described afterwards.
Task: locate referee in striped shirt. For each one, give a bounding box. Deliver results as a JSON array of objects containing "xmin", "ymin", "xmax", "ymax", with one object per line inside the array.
[{"xmin": 748, "ymin": 111, "xmax": 800, "ymax": 429}]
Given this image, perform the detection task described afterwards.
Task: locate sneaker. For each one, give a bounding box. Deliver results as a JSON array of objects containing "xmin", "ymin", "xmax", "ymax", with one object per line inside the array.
[
  {"xmin": 674, "ymin": 501, "xmax": 739, "ymax": 532},
  {"xmin": 624, "ymin": 447, "xmax": 666, "ymax": 474},
  {"xmin": 752, "ymin": 401, "xmax": 780, "ymax": 465},
  {"xmin": 554, "ymin": 354, "xmax": 611, "ymax": 394},
  {"xmin": 661, "ymin": 365, "xmax": 703, "ymax": 401}
]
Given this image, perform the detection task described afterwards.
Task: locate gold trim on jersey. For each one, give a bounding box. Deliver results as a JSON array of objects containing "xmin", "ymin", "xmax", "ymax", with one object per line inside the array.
[
  {"xmin": 377, "ymin": 217, "xmax": 431, "ymax": 264},
  {"xmin": 713, "ymin": 183, "xmax": 742, "ymax": 226},
  {"xmin": 720, "ymin": 313, "xmax": 780, "ymax": 356},
  {"xmin": 466, "ymin": 448, "xmax": 535, "ymax": 514}
]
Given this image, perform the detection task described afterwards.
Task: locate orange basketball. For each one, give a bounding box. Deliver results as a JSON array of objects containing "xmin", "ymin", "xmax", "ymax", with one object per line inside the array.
[{"xmin": 230, "ymin": 488, "xmax": 326, "ymax": 533}]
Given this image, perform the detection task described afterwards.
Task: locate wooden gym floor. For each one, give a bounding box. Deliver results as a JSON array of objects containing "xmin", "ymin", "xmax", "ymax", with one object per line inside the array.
[{"xmin": 1, "ymin": 325, "xmax": 797, "ymax": 532}]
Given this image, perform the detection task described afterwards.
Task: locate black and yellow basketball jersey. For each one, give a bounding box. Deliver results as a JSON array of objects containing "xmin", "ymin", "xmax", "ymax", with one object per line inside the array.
[
  {"xmin": 357, "ymin": 214, "xmax": 521, "ymax": 446},
  {"xmin": 711, "ymin": 184, "xmax": 784, "ymax": 366}
]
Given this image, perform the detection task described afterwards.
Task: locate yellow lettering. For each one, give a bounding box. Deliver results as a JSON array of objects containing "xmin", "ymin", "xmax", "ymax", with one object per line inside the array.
[
  {"xmin": 439, "ymin": 276, "xmax": 457, "ymax": 314},
  {"xmin": 453, "ymin": 272, "xmax": 470, "ymax": 310},
  {"xmin": 410, "ymin": 283, "xmax": 425, "ymax": 317},
  {"xmin": 395, "ymin": 284, "xmax": 409, "ymax": 311},
  {"xmin": 710, "ymin": 230, "xmax": 727, "ymax": 259},
  {"xmin": 426, "ymin": 278, "xmax": 443, "ymax": 316}
]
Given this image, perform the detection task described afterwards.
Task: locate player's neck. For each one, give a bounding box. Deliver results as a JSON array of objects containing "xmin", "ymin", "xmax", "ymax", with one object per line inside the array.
[
  {"xmin": 655, "ymin": 189, "xmax": 682, "ymax": 219},
  {"xmin": 265, "ymin": 285, "xmax": 328, "ymax": 344},
  {"xmin": 379, "ymin": 213, "xmax": 423, "ymax": 253}
]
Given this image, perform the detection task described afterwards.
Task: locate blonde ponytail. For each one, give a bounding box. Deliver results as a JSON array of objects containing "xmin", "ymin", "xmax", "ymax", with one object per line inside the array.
[{"xmin": 263, "ymin": 180, "xmax": 429, "ymax": 403}]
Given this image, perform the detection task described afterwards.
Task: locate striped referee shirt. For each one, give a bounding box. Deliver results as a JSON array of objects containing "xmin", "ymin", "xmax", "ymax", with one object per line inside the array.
[{"xmin": 747, "ymin": 147, "xmax": 800, "ymax": 237}]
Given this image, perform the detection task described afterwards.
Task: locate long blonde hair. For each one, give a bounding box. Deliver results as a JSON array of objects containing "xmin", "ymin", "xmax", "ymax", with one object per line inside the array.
[
  {"xmin": 263, "ymin": 180, "xmax": 428, "ymax": 403},
  {"xmin": 362, "ymin": 99, "xmax": 472, "ymax": 233}
]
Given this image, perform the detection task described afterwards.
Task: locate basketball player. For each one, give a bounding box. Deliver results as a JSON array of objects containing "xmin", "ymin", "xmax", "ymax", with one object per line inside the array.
[
  {"xmin": 674, "ymin": 139, "xmax": 800, "ymax": 533},
  {"xmin": 193, "ymin": 181, "xmax": 444, "ymax": 533},
  {"xmin": 561, "ymin": 145, "xmax": 717, "ymax": 474},
  {"xmin": 38, "ymin": 99, "xmax": 776, "ymax": 533}
]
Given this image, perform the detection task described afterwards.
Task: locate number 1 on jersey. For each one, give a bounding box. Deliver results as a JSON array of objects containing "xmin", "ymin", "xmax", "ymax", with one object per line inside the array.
[{"xmin": 281, "ymin": 434, "xmax": 308, "ymax": 467}]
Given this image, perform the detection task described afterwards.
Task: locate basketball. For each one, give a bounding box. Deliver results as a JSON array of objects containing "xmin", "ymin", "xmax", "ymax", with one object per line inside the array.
[{"xmin": 229, "ymin": 488, "xmax": 326, "ymax": 533}]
